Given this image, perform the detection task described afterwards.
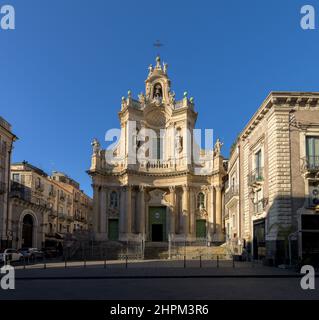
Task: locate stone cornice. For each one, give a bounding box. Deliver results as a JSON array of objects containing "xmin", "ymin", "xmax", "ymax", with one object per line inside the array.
[{"xmin": 240, "ymin": 92, "xmax": 319, "ymax": 140}]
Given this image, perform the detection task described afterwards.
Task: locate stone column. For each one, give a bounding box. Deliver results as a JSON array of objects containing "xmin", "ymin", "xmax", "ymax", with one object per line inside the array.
[
  {"xmin": 182, "ymin": 185, "xmax": 190, "ymax": 237},
  {"xmin": 126, "ymin": 185, "xmax": 132, "ymax": 235},
  {"xmin": 189, "ymin": 187, "xmax": 196, "ymax": 237},
  {"xmin": 119, "ymin": 187, "xmax": 127, "ymax": 236},
  {"xmin": 139, "ymin": 185, "xmax": 146, "ymax": 235},
  {"xmin": 208, "ymin": 186, "xmax": 215, "ymax": 240},
  {"xmin": 169, "ymin": 186, "xmax": 176, "ymax": 235},
  {"xmin": 215, "ymin": 185, "xmax": 222, "ymax": 240},
  {"xmin": 92, "ymin": 185, "xmax": 100, "ymax": 235},
  {"xmin": 100, "ymin": 187, "xmax": 107, "ymax": 236}
]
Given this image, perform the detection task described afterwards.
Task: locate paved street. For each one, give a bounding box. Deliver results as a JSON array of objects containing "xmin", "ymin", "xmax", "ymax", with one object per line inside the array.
[{"xmin": 0, "ymin": 260, "xmax": 318, "ymax": 300}]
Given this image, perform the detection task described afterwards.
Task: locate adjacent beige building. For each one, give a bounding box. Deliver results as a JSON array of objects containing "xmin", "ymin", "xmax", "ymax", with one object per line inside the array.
[
  {"xmin": 225, "ymin": 92, "xmax": 319, "ymax": 263},
  {"xmin": 88, "ymin": 57, "xmax": 226, "ymax": 243},
  {"xmin": 0, "ymin": 117, "xmax": 17, "ymax": 249},
  {"xmin": 10, "ymin": 161, "xmax": 92, "ymax": 249}
]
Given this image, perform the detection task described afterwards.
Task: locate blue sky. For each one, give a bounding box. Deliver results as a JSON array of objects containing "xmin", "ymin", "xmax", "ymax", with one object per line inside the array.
[{"xmin": 0, "ymin": 0, "xmax": 318, "ymax": 196}]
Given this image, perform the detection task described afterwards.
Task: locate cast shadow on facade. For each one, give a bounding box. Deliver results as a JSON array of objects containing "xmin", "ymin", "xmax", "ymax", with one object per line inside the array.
[{"xmin": 246, "ymin": 195, "xmax": 319, "ymax": 267}]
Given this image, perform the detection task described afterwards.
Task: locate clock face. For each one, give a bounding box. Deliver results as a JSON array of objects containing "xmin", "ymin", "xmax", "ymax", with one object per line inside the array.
[{"xmin": 155, "ymin": 212, "xmax": 160, "ymax": 219}]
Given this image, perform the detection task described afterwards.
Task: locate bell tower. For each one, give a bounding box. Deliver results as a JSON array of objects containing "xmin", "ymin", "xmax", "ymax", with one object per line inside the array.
[{"xmin": 145, "ymin": 56, "xmax": 174, "ymax": 106}]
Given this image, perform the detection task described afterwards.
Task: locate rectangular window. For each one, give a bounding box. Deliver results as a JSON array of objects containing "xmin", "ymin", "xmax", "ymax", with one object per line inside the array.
[
  {"xmin": 255, "ymin": 150, "xmax": 262, "ymax": 170},
  {"xmin": 12, "ymin": 173, "xmax": 20, "ymax": 182},
  {"xmin": 306, "ymin": 136, "xmax": 319, "ymax": 170},
  {"xmin": 254, "ymin": 149, "xmax": 263, "ymax": 181}
]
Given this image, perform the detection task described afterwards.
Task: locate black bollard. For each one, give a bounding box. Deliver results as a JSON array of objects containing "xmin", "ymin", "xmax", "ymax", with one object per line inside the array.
[
  {"xmin": 64, "ymin": 256, "xmax": 67, "ymax": 269},
  {"xmin": 125, "ymin": 256, "xmax": 128, "ymax": 269},
  {"xmin": 199, "ymin": 255, "xmax": 202, "ymax": 268},
  {"xmin": 217, "ymin": 255, "xmax": 219, "ymax": 268},
  {"xmin": 184, "ymin": 255, "xmax": 186, "ymax": 268}
]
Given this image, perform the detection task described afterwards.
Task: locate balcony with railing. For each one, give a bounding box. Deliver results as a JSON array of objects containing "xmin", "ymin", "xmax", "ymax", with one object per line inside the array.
[
  {"xmin": 35, "ymin": 183, "xmax": 44, "ymax": 192},
  {"xmin": 58, "ymin": 213, "xmax": 68, "ymax": 221},
  {"xmin": 301, "ymin": 156, "xmax": 319, "ymax": 173},
  {"xmin": 248, "ymin": 167, "xmax": 264, "ymax": 186},
  {"xmin": 225, "ymin": 185, "xmax": 239, "ymax": 205},
  {"xmin": 48, "ymin": 190, "xmax": 57, "ymax": 198},
  {"xmin": 10, "ymin": 181, "xmax": 32, "ymax": 201}
]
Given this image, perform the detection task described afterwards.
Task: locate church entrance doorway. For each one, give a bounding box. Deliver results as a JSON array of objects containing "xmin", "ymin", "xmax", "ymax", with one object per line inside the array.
[
  {"xmin": 108, "ymin": 219, "xmax": 119, "ymax": 241},
  {"xmin": 149, "ymin": 206, "xmax": 166, "ymax": 242},
  {"xmin": 196, "ymin": 219, "xmax": 207, "ymax": 238}
]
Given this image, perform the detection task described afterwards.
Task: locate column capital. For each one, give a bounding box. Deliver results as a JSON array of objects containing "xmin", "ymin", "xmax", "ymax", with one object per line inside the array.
[
  {"xmin": 214, "ymin": 185, "xmax": 222, "ymax": 192},
  {"xmin": 92, "ymin": 184, "xmax": 101, "ymax": 191},
  {"xmin": 139, "ymin": 184, "xmax": 146, "ymax": 192},
  {"xmin": 121, "ymin": 184, "xmax": 133, "ymax": 192},
  {"xmin": 169, "ymin": 186, "xmax": 176, "ymax": 193},
  {"xmin": 182, "ymin": 185, "xmax": 190, "ymax": 192}
]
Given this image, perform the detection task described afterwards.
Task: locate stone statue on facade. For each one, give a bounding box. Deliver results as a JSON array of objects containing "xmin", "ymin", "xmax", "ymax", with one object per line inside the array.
[
  {"xmin": 91, "ymin": 138, "xmax": 101, "ymax": 155},
  {"xmin": 148, "ymin": 64, "xmax": 153, "ymax": 76},
  {"xmin": 163, "ymin": 62, "xmax": 168, "ymax": 74},
  {"xmin": 138, "ymin": 92, "xmax": 145, "ymax": 105},
  {"xmin": 214, "ymin": 138, "xmax": 223, "ymax": 156},
  {"xmin": 169, "ymin": 91, "xmax": 176, "ymax": 105}
]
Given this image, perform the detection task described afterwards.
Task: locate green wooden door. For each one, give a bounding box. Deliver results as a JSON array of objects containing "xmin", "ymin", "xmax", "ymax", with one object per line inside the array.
[
  {"xmin": 108, "ymin": 219, "xmax": 119, "ymax": 241},
  {"xmin": 149, "ymin": 207, "xmax": 166, "ymax": 241},
  {"xmin": 196, "ymin": 219, "xmax": 207, "ymax": 238}
]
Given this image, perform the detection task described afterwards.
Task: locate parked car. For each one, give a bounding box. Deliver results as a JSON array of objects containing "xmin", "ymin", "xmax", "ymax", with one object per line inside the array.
[
  {"xmin": 42, "ymin": 247, "xmax": 58, "ymax": 259},
  {"xmin": 0, "ymin": 249, "xmax": 23, "ymax": 263},
  {"xmin": 19, "ymin": 248, "xmax": 44, "ymax": 260}
]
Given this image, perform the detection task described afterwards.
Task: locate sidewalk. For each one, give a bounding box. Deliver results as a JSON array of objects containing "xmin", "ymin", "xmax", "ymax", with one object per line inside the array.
[{"xmin": 14, "ymin": 260, "xmax": 299, "ymax": 279}]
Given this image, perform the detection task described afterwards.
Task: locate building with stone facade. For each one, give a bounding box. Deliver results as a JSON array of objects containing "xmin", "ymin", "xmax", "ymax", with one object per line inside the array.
[
  {"xmin": 0, "ymin": 117, "xmax": 17, "ymax": 248},
  {"xmin": 88, "ymin": 56, "xmax": 226, "ymax": 244},
  {"xmin": 225, "ymin": 92, "xmax": 319, "ymax": 263},
  {"xmin": 9, "ymin": 161, "xmax": 92, "ymax": 249}
]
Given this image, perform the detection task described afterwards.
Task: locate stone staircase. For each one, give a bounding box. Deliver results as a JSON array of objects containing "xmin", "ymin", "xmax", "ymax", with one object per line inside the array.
[
  {"xmin": 67, "ymin": 240, "xmax": 231, "ymax": 261},
  {"xmin": 144, "ymin": 242, "xmax": 231, "ymax": 260}
]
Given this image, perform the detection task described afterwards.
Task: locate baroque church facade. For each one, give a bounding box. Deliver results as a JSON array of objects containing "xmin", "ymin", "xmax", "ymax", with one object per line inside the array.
[{"xmin": 88, "ymin": 56, "xmax": 226, "ymax": 243}]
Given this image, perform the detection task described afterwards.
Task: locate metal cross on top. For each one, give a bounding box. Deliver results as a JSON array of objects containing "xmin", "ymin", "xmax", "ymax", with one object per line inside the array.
[{"xmin": 153, "ymin": 40, "xmax": 164, "ymax": 55}]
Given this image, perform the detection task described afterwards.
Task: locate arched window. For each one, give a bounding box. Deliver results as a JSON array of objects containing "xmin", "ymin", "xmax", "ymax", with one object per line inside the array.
[
  {"xmin": 197, "ymin": 192, "xmax": 205, "ymax": 209},
  {"xmin": 153, "ymin": 83, "xmax": 163, "ymax": 99},
  {"xmin": 110, "ymin": 191, "xmax": 118, "ymax": 208}
]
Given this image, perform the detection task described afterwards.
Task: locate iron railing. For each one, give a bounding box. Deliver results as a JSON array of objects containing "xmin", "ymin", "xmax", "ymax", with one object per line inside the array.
[
  {"xmin": 248, "ymin": 167, "xmax": 264, "ymax": 185},
  {"xmin": 225, "ymin": 185, "xmax": 239, "ymax": 204},
  {"xmin": 301, "ymin": 156, "xmax": 319, "ymax": 172}
]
